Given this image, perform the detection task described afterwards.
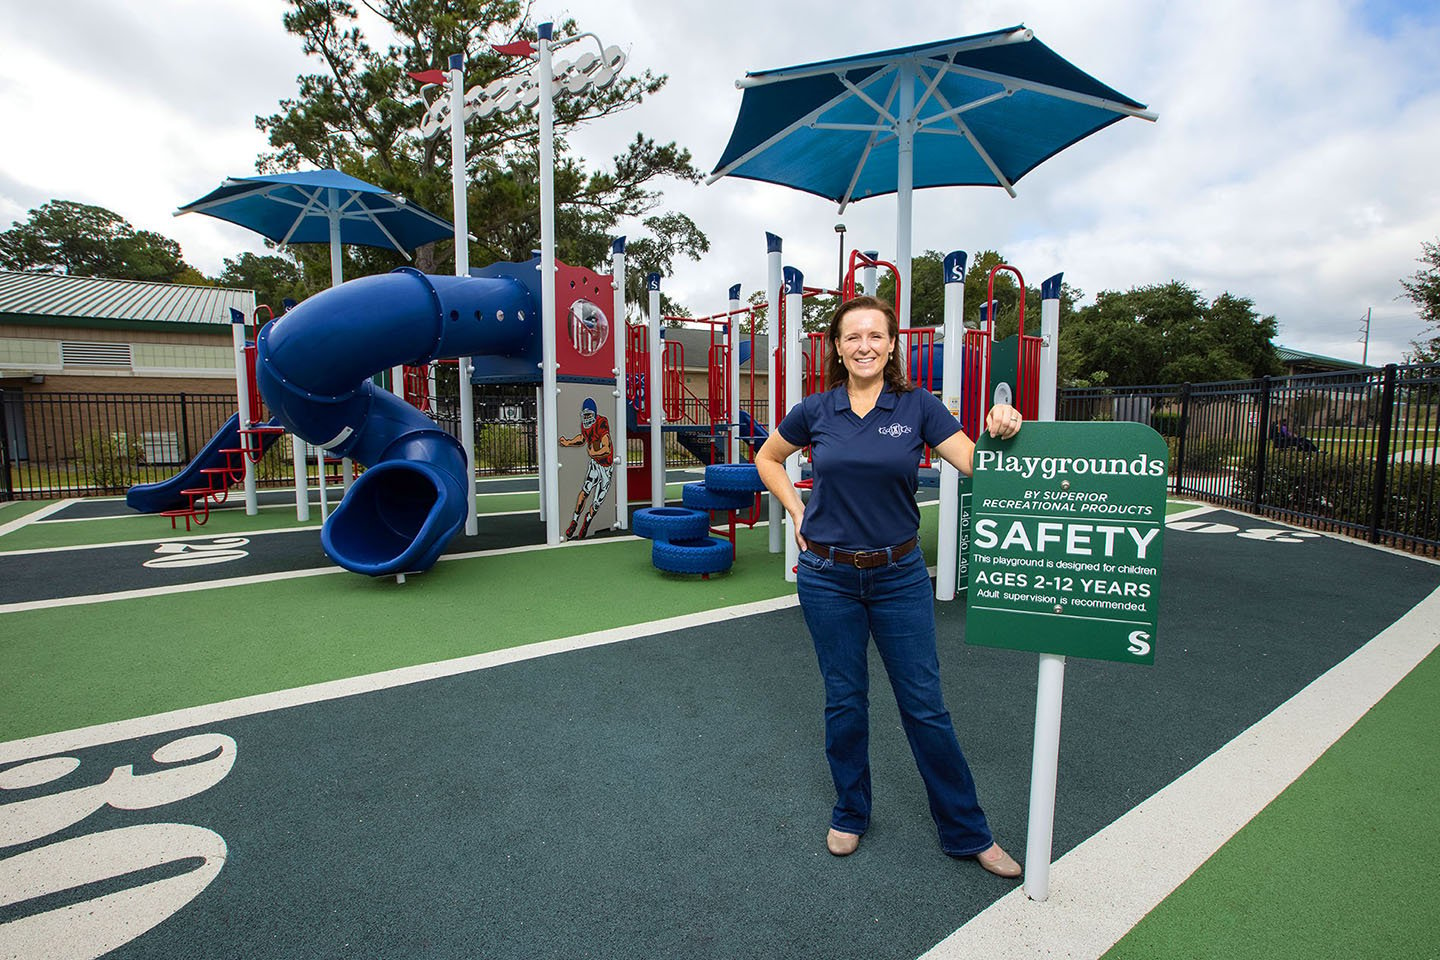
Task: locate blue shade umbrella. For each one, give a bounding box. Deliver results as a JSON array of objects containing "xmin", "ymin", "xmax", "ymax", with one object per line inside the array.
[
  {"xmin": 707, "ymin": 25, "xmax": 1157, "ymax": 322},
  {"xmin": 177, "ymin": 169, "xmax": 455, "ymax": 286}
]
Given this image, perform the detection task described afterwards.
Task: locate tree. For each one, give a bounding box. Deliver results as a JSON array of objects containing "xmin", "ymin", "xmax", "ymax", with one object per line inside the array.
[
  {"xmin": 621, "ymin": 212, "xmax": 709, "ymax": 324},
  {"xmin": 0, "ymin": 200, "xmax": 204, "ymax": 283},
  {"xmin": 217, "ymin": 252, "xmax": 312, "ymax": 314},
  {"xmin": 740, "ymin": 290, "xmax": 835, "ymax": 336},
  {"xmin": 1062, "ymin": 281, "xmax": 1283, "ymax": 386},
  {"xmin": 257, "ymin": 0, "xmax": 706, "ymax": 282},
  {"xmin": 1401, "ymin": 238, "xmax": 1440, "ymax": 362}
]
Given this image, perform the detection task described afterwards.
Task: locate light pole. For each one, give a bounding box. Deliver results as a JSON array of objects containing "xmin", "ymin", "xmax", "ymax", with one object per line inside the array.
[{"xmin": 834, "ymin": 222, "xmax": 846, "ymax": 292}]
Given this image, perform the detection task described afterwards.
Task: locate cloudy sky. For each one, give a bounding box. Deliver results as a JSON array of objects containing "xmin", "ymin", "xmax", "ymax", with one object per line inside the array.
[{"xmin": 3, "ymin": 0, "xmax": 1438, "ymax": 364}]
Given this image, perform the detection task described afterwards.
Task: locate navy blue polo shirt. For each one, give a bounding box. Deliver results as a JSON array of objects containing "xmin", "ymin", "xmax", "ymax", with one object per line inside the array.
[{"xmin": 777, "ymin": 384, "xmax": 962, "ymax": 551}]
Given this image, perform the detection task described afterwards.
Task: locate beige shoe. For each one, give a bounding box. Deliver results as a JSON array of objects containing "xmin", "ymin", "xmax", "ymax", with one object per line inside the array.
[
  {"xmin": 826, "ymin": 828, "xmax": 860, "ymax": 856},
  {"xmin": 976, "ymin": 843, "xmax": 1022, "ymax": 878}
]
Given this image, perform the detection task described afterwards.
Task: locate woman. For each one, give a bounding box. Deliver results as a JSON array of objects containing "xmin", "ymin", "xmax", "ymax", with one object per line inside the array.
[{"xmin": 754, "ymin": 295, "xmax": 1023, "ymax": 878}]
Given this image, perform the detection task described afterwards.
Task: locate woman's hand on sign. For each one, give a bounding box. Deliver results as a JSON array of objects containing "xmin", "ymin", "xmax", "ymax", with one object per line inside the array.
[{"xmin": 986, "ymin": 404, "xmax": 1023, "ymax": 439}]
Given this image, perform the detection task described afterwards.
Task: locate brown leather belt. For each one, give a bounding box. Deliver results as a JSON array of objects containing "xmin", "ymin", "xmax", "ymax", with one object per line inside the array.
[{"xmin": 806, "ymin": 537, "xmax": 918, "ymax": 569}]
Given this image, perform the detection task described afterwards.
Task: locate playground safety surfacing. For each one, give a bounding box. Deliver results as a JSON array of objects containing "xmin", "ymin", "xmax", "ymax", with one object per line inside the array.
[{"xmin": 1, "ymin": 488, "xmax": 1438, "ymax": 960}]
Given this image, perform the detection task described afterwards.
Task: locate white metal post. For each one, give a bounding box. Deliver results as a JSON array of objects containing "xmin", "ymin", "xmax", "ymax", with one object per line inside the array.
[
  {"xmin": 538, "ymin": 22, "xmax": 561, "ymax": 545},
  {"xmin": 316, "ymin": 443, "xmax": 330, "ymax": 522},
  {"xmin": 287, "ymin": 292, "xmax": 308, "ymax": 521},
  {"xmin": 1039, "ymin": 273, "xmax": 1062, "ymax": 423},
  {"xmin": 648, "ymin": 274, "xmax": 664, "ymax": 508},
  {"xmin": 230, "ymin": 309, "xmax": 258, "ymax": 516},
  {"xmin": 1025, "ymin": 652, "xmax": 1066, "ymax": 901},
  {"xmin": 327, "ymin": 193, "xmax": 343, "ymax": 286},
  {"xmin": 862, "ymin": 251, "xmax": 878, "ymax": 298},
  {"xmin": 895, "ymin": 61, "xmax": 915, "ymax": 330},
  {"xmin": 728, "ymin": 283, "xmax": 742, "ymax": 464},
  {"xmin": 449, "ymin": 51, "xmax": 479, "ymax": 537},
  {"xmin": 611, "ymin": 237, "xmax": 628, "ymax": 527},
  {"xmin": 935, "ymin": 251, "xmax": 967, "ymax": 600},
  {"xmin": 535, "ymin": 384, "xmax": 546, "ymax": 513},
  {"xmin": 766, "ymin": 233, "xmax": 783, "ymax": 553},
  {"xmin": 783, "ymin": 267, "xmax": 803, "ymax": 583},
  {"xmin": 1025, "ymin": 271, "xmax": 1066, "ymax": 902}
]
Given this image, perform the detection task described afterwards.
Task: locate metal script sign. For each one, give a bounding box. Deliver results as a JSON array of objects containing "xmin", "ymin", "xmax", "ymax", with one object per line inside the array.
[{"xmin": 965, "ymin": 421, "xmax": 1168, "ymax": 664}]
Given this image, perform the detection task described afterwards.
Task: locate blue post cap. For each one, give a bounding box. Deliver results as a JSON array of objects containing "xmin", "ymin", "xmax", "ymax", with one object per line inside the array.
[
  {"xmin": 448, "ymin": 53, "xmax": 463, "ymax": 71},
  {"xmin": 979, "ymin": 301, "xmax": 991, "ymax": 323},
  {"xmin": 863, "ymin": 250, "xmax": 878, "ymax": 259},
  {"xmin": 943, "ymin": 251, "xmax": 968, "ymax": 284},
  {"xmin": 783, "ymin": 266, "xmax": 803, "ymax": 294},
  {"xmin": 728, "ymin": 283, "xmax": 741, "ymax": 301},
  {"xmin": 646, "ymin": 272, "xmax": 661, "ymax": 291},
  {"xmin": 1041, "ymin": 272, "xmax": 1065, "ymax": 300},
  {"xmin": 537, "ymin": 22, "xmax": 553, "ymax": 40},
  {"xmin": 766, "ymin": 232, "xmax": 782, "ymax": 254},
  {"xmin": 282, "ymin": 298, "xmax": 297, "ymax": 311},
  {"xmin": 230, "ymin": 308, "xmax": 245, "ymax": 324},
  {"xmin": 611, "ymin": 237, "xmax": 626, "ymax": 254}
]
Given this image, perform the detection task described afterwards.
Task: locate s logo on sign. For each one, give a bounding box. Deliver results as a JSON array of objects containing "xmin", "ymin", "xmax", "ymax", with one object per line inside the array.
[{"xmin": 1127, "ymin": 630, "xmax": 1152, "ymax": 657}]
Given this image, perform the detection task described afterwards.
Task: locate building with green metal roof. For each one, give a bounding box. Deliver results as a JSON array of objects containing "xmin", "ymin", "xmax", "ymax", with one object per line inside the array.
[
  {"xmin": 1274, "ymin": 345, "xmax": 1369, "ymax": 375},
  {"xmin": 0, "ymin": 270, "xmax": 255, "ymax": 393}
]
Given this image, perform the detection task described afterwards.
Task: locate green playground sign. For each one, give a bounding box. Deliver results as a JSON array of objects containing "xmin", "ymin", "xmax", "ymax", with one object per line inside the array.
[{"xmin": 965, "ymin": 421, "xmax": 1169, "ymax": 664}]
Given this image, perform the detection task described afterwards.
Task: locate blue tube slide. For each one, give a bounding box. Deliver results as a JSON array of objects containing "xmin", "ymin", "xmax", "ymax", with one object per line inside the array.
[{"xmin": 256, "ymin": 268, "xmax": 538, "ymax": 576}]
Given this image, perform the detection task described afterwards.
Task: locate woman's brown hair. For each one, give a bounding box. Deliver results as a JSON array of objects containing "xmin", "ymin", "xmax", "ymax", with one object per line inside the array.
[{"xmin": 823, "ymin": 295, "xmax": 913, "ymax": 392}]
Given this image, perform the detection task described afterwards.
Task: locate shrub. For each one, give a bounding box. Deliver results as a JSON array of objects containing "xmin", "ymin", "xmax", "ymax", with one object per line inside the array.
[
  {"xmin": 1175, "ymin": 435, "xmax": 1237, "ymax": 474},
  {"xmin": 76, "ymin": 430, "xmax": 143, "ymax": 490},
  {"xmin": 477, "ymin": 423, "xmax": 529, "ymax": 472},
  {"xmin": 1152, "ymin": 410, "xmax": 1182, "ymax": 437},
  {"xmin": 255, "ymin": 434, "xmax": 293, "ymax": 482},
  {"xmin": 1233, "ymin": 452, "xmax": 1438, "ymax": 543}
]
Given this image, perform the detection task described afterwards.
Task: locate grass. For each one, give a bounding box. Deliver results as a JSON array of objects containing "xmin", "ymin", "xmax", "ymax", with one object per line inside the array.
[{"xmin": 1104, "ymin": 645, "xmax": 1440, "ymax": 960}]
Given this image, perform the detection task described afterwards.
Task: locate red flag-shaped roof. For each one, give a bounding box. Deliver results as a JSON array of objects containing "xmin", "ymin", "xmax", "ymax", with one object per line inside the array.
[
  {"xmin": 407, "ymin": 69, "xmax": 448, "ymax": 85},
  {"xmin": 493, "ymin": 40, "xmax": 537, "ymax": 57}
]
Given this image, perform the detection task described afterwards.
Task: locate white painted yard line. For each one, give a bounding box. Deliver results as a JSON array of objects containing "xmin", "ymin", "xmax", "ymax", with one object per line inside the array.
[
  {"xmin": 30, "ymin": 487, "xmax": 553, "ymax": 527},
  {"xmin": 0, "ymin": 525, "xmax": 323, "ymax": 557},
  {"xmin": 0, "ymin": 499, "xmax": 77, "ymax": 538},
  {"xmin": 0, "ymin": 594, "xmax": 802, "ymax": 764},
  {"xmin": 0, "ymin": 527, "xmax": 642, "ymax": 614},
  {"xmin": 922, "ymin": 581, "xmax": 1440, "ymax": 960},
  {"xmin": 0, "ymin": 508, "xmax": 553, "ymax": 558}
]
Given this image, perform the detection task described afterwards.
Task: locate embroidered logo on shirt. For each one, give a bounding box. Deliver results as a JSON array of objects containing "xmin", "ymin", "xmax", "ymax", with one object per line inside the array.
[{"xmin": 878, "ymin": 423, "xmax": 913, "ymax": 438}]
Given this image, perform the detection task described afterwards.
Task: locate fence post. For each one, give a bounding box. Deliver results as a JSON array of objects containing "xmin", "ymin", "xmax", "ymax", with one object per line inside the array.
[
  {"xmin": 1174, "ymin": 382, "xmax": 1191, "ymax": 493},
  {"xmin": 0, "ymin": 389, "xmax": 12, "ymax": 502},
  {"xmin": 179, "ymin": 393, "xmax": 192, "ymax": 462},
  {"xmin": 1369, "ymin": 364, "xmax": 1398, "ymax": 544},
  {"xmin": 1253, "ymin": 376, "xmax": 1272, "ymax": 512}
]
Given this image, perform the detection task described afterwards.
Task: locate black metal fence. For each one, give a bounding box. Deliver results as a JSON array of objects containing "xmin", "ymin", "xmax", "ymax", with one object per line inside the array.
[
  {"xmin": 1058, "ymin": 362, "xmax": 1440, "ymax": 555},
  {"xmin": 1, "ymin": 390, "xmax": 244, "ymax": 498},
  {"xmin": 14, "ymin": 370, "xmax": 1432, "ymax": 554}
]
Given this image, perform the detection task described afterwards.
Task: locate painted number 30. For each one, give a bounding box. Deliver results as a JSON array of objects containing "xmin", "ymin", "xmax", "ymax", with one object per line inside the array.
[{"xmin": 0, "ymin": 734, "xmax": 236, "ymax": 959}]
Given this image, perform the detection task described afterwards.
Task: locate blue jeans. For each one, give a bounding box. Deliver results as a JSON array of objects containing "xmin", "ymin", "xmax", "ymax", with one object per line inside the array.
[{"xmin": 796, "ymin": 545, "xmax": 994, "ymax": 856}]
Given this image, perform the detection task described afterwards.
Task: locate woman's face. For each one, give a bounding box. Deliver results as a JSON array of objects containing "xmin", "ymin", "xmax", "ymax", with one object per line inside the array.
[{"xmin": 835, "ymin": 308, "xmax": 894, "ymax": 384}]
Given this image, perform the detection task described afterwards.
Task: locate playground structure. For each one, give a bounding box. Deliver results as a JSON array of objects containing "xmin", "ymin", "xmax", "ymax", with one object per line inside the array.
[
  {"xmin": 122, "ymin": 225, "xmax": 1060, "ymax": 590},
  {"xmin": 122, "ymin": 22, "xmax": 1069, "ymax": 585}
]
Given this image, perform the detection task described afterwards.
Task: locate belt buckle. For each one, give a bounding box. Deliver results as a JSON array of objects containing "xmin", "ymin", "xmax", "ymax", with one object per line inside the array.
[{"xmin": 853, "ymin": 549, "xmax": 884, "ymax": 569}]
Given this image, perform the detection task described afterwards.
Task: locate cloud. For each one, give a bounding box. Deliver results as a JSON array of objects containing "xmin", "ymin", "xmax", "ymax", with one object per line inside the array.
[{"xmin": 1, "ymin": 0, "xmax": 1435, "ymax": 362}]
